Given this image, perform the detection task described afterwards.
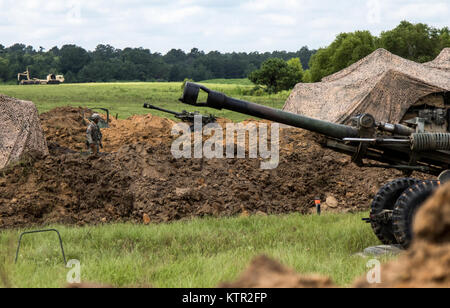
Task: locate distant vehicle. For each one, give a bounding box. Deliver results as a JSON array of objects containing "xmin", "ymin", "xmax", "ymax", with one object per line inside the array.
[{"xmin": 17, "ymin": 68, "xmax": 64, "ymax": 85}]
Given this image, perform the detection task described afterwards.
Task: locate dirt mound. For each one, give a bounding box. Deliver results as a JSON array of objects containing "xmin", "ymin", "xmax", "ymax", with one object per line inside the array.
[
  {"xmin": 220, "ymin": 255, "xmax": 334, "ymax": 288},
  {"xmin": 356, "ymin": 242, "xmax": 450, "ymax": 288},
  {"xmin": 414, "ymin": 182, "xmax": 450, "ymax": 244},
  {"xmin": 1, "ymin": 106, "xmax": 418, "ymax": 228},
  {"xmin": 102, "ymin": 114, "xmax": 175, "ymax": 152},
  {"xmin": 39, "ymin": 107, "xmax": 177, "ymax": 153},
  {"xmin": 39, "ymin": 107, "xmax": 91, "ymax": 152},
  {"xmin": 0, "ymin": 130, "xmax": 407, "ymax": 228},
  {"xmin": 354, "ymin": 182, "xmax": 450, "ymax": 288},
  {"xmin": 0, "ymin": 152, "xmax": 134, "ymax": 227}
]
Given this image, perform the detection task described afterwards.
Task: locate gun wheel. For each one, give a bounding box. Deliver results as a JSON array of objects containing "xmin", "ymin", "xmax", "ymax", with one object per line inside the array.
[
  {"xmin": 393, "ymin": 180, "xmax": 441, "ymax": 249},
  {"xmin": 370, "ymin": 178, "xmax": 419, "ymax": 245}
]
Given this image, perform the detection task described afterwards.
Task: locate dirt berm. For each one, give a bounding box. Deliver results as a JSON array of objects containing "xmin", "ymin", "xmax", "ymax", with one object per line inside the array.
[
  {"xmin": 0, "ymin": 107, "xmax": 419, "ymax": 228},
  {"xmin": 220, "ymin": 255, "xmax": 334, "ymax": 288},
  {"xmin": 222, "ymin": 183, "xmax": 450, "ymax": 288},
  {"xmin": 354, "ymin": 182, "xmax": 450, "ymax": 288}
]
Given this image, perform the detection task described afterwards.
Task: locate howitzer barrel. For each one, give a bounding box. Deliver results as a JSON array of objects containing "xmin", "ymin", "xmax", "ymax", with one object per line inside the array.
[
  {"xmin": 143, "ymin": 103, "xmax": 181, "ymax": 116},
  {"xmin": 180, "ymin": 82, "xmax": 359, "ymax": 139}
]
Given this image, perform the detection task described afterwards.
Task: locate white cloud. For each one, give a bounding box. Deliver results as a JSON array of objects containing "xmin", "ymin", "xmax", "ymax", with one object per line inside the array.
[
  {"xmin": 262, "ymin": 14, "xmax": 297, "ymax": 26},
  {"xmin": 389, "ymin": 2, "xmax": 449, "ymax": 20},
  {"xmin": 241, "ymin": 0, "xmax": 275, "ymax": 12},
  {"xmin": 0, "ymin": 0, "xmax": 447, "ymax": 53}
]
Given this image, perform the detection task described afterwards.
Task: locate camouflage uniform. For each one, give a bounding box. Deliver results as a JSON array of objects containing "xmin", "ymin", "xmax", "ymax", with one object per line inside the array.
[{"xmin": 86, "ymin": 121, "xmax": 102, "ymax": 152}]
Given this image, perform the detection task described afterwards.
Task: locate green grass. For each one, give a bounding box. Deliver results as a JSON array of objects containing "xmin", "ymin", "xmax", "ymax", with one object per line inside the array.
[
  {"xmin": 0, "ymin": 212, "xmax": 392, "ymax": 288},
  {"xmin": 0, "ymin": 81, "xmax": 289, "ymax": 121},
  {"xmin": 199, "ymin": 78, "xmax": 253, "ymax": 85}
]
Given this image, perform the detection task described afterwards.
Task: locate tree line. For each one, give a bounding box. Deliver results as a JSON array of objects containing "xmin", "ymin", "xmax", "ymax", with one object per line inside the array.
[
  {"xmin": 307, "ymin": 21, "xmax": 450, "ymax": 83},
  {"xmin": 248, "ymin": 21, "xmax": 450, "ymax": 93},
  {"xmin": 1, "ymin": 21, "xmax": 448, "ymax": 88},
  {"xmin": 0, "ymin": 43, "xmax": 315, "ymax": 83}
]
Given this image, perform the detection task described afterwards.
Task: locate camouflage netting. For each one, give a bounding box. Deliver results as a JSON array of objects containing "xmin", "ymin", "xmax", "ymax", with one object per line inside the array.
[
  {"xmin": 425, "ymin": 48, "xmax": 450, "ymax": 71},
  {"xmin": 284, "ymin": 48, "xmax": 450, "ymax": 124},
  {"xmin": 0, "ymin": 94, "xmax": 48, "ymax": 169}
]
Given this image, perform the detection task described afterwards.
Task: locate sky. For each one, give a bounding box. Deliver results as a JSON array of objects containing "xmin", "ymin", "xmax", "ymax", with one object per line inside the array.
[{"xmin": 0, "ymin": 0, "xmax": 448, "ymax": 53}]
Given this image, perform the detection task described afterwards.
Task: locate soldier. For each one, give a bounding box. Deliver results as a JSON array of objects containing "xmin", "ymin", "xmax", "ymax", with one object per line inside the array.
[{"xmin": 86, "ymin": 113, "xmax": 103, "ymax": 155}]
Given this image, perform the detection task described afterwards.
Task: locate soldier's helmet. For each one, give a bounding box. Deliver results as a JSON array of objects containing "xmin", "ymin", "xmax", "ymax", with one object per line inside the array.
[{"xmin": 90, "ymin": 113, "xmax": 102, "ymax": 121}]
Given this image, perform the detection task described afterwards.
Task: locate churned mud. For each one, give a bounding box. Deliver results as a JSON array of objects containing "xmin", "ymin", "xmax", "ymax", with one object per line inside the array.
[{"xmin": 0, "ymin": 107, "xmax": 411, "ymax": 228}]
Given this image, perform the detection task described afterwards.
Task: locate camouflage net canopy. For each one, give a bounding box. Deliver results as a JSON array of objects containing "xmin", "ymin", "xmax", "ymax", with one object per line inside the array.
[
  {"xmin": 425, "ymin": 48, "xmax": 450, "ymax": 72},
  {"xmin": 284, "ymin": 48, "xmax": 450, "ymax": 124},
  {"xmin": 0, "ymin": 95, "xmax": 48, "ymax": 169}
]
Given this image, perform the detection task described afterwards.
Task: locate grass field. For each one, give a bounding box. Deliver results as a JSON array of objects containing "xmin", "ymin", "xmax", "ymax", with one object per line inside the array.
[
  {"xmin": 0, "ymin": 212, "xmax": 389, "ymax": 288},
  {"xmin": 199, "ymin": 78, "xmax": 254, "ymax": 85},
  {"xmin": 0, "ymin": 80, "xmax": 289, "ymax": 121}
]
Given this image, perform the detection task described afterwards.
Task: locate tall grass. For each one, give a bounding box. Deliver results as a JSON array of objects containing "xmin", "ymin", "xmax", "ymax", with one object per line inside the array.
[{"xmin": 0, "ymin": 212, "xmax": 392, "ymax": 288}]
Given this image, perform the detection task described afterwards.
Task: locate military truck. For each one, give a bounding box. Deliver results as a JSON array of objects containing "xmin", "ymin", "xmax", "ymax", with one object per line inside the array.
[{"xmin": 17, "ymin": 68, "xmax": 64, "ymax": 85}]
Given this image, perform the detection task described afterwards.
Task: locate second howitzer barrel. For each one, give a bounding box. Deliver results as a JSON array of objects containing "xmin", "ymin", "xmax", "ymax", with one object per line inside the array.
[{"xmin": 143, "ymin": 103, "xmax": 181, "ymax": 116}]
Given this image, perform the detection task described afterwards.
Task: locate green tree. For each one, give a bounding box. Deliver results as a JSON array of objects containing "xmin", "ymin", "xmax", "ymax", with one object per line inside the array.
[
  {"xmin": 92, "ymin": 44, "xmax": 119, "ymax": 62},
  {"xmin": 378, "ymin": 21, "xmax": 440, "ymax": 62},
  {"xmin": 164, "ymin": 49, "xmax": 187, "ymax": 64},
  {"xmin": 286, "ymin": 58, "xmax": 303, "ymax": 72},
  {"xmin": 286, "ymin": 57, "xmax": 304, "ymax": 86},
  {"xmin": 309, "ymin": 31, "xmax": 377, "ymax": 82},
  {"xmin": 59, "ymin": 44, "xmax": 90, "ymax": 76},
  {"xmin": 0, "ymin": 57, "xmax": 9, "ymax": 81},
  {"xmin": 0, "ymin": 43, "xmax": 319, "ymax": 83},
  {"xmin": 438, "ymin": 27, "xmax": 450, "ymax": 51},
  {"xmin": 79, "ymin": 61, "xmax": 114, "ymax": 82},
  {"xmin": 249, "ymin": 58, "xmax": 303, "ymax": 93},
  {"xmin": 302, "ymin": 70, "xmax": 313, "ymax": 83}
]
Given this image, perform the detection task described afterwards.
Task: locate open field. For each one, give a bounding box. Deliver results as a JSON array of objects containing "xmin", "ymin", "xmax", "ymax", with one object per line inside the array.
[
  {"xmin": 0, "ymin": 212, "xmax": 389, "ymax": 288},
  {"xmin": 199, "ymin": 78, "xmax": 254, "ymax": 85},
  {"xmin": 0, "ymin": 81, "xmax": 289, "ymax": 121}
]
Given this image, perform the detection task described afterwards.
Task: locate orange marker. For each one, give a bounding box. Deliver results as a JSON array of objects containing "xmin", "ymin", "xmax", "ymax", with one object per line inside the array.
[{"xmin": 315, "ymin": 197, "xmax": 321, "ymax": 215}]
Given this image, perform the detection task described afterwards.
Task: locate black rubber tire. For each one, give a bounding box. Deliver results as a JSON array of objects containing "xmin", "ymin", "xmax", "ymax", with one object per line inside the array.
[
  {"xmin": 393, "ymin": 180, "xmax": 441, "ymax": 249},
  {"xmin": 370, "ymin": 178, "xmax": 419, "ymax": 245}
]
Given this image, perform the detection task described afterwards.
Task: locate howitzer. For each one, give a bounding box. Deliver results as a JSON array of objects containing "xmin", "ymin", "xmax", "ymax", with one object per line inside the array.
[
  {"xmin": 143, "ymin": 103, "xmax": 217, "ymax": 128},
  {"xmin": 179, "ymin": 82, "xmax": 450, "ymax": 249}
]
